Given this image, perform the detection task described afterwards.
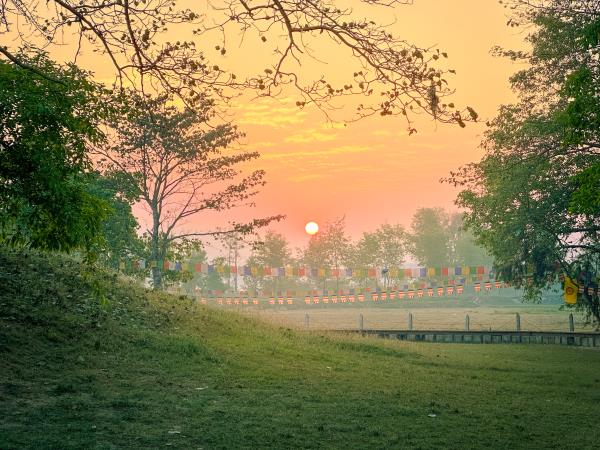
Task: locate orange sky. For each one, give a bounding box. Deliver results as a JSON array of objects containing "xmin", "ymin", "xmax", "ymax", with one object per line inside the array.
[
  {"xmin": 20, "ymin": 0, "xmax": 528, "ymax": 251},
  {"xmin": 193, "ymin": 0, "xmax": 528, "ymax": 250}
]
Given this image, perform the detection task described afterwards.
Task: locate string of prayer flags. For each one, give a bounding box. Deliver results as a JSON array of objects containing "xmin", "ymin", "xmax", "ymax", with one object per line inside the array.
[{"xmin": 121, "ymin": 260, "xmax": 492, "ymax": 278}]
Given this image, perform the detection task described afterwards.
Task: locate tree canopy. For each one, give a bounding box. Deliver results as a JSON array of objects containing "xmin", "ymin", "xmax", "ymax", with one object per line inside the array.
[
  {"xmin": 0, "ymin": 54, "xmax": 112, "ymax": 253},
  {"xmin": 446, "ymin": 0, "xmax": 600, "ymax": 325},
  {"xmin": 95, "ymin": 94, "xmax": 282, "ymax": 288},
  {"xmin": 1, "ymin": 0, "xmax": 476, "ymax": 128}
]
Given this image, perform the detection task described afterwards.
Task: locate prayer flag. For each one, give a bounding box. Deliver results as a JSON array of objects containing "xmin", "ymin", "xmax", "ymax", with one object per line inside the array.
[{"xmin": 564, "ymin": 277, "xmax": 578, "ymax": 304}]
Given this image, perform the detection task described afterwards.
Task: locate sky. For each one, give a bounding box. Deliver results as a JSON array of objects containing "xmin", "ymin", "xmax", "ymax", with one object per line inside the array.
[
  {"xmin": 19, "ymin": 0, "xmax": 528, "ymax": 253},
  {"xmin": 195, "ymin": 0, "xmax": 528, "ymax": 251}
]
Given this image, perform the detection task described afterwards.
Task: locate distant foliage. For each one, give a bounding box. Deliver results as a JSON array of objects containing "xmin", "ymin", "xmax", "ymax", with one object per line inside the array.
[{"xmin": 407, "ymin": 208, "xmax": 491, "ymax": 268}]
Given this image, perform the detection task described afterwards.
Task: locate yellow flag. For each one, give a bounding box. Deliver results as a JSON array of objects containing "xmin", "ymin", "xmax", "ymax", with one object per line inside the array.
[{"xmin": 564, "ymin": 276, "xmax": 578, "ymax": 304}]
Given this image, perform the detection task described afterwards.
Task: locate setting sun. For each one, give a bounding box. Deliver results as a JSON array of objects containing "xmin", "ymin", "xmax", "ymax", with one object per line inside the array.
[{"xmin": 305, "ymin": 221, "xmax": 319, "ymax": 235}]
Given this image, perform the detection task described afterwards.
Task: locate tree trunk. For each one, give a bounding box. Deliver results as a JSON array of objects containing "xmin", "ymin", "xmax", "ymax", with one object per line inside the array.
[{"xmin": 151, "ymin": 207, "xmax": 163, "ymax": 290}]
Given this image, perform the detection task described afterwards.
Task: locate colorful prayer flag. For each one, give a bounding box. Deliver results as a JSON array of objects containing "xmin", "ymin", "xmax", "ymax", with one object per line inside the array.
[{"xmin": 564, "ymin": 277, "xmax": 578, "ymax": 304}]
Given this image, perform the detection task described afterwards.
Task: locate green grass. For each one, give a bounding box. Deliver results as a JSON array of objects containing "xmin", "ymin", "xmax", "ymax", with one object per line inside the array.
[{"xmin": 1, "ymin": 249, "xmax": 600, "ymax": 449}]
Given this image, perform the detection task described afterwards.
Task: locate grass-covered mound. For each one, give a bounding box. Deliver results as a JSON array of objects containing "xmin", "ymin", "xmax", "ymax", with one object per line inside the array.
[{"xmin": 1, "ymin": 248, "xmax": 600, "ymax": 449}]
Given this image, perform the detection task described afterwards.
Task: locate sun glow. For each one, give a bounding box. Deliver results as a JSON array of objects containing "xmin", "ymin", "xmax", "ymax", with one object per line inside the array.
[{"xmin": 305, "ymin": 221, "xmax": 319, "ymax": 235}]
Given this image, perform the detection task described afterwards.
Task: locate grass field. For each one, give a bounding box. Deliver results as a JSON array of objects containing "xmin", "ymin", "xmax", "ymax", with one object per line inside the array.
[
  {"xmin": 2, "ymin": 249, "xmax": 600, "ymax": 449},
  {"xmin": 246, "ymin": 305, "xmax": 593, "ymax": 332}
]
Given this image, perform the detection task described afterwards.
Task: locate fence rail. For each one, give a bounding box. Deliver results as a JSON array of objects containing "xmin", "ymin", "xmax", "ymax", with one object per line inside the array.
[
  {"xmin": 337, "ymin": 329, "xmax": 600, "ymax": 347},
  {"xmin": 276, "ymin": 311, "xmax": 600, "ymax": 346}
]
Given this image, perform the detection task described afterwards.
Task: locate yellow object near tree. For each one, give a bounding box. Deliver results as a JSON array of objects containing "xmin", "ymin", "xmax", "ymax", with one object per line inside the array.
[{"xmin": 564, "ymin": 277, "xmax": 578, "ymax": 304}]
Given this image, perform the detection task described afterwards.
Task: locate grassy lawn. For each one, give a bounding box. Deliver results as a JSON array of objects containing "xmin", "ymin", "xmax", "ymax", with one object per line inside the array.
[
  {"xmin": 1, "ymin": 249, "xmax": 600, "ymax": 449},
  {"xmin": 248, "ymin": 305, "xmax": 588, "ymax": 332}
]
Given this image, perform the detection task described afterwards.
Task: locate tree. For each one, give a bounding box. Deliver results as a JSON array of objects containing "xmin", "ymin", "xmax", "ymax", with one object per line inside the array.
[
  {"xmin": 245, "ymin": 231, "xmax": 295, "ymax": 292},
  {"xmin": 95, "ymin": 94, "xmax": 282, "ymax": 288},
  {"xmin": 409, "ymin": 208, "xmax": 451, "ymax": 267},
  {"xmin": 160, "ymin": 238, "xmax": 222, "ymax": 290},
  {"xmin": 85, "ymin": 171, "xmax": 145, "ymax": 269},
  {"xmin": 215, "ymin": 232, "xmax": 247, "ymax": 292},
  {"xmin": 302, "ymin": 217, "xmax": 351, "ymax": 290},
  {"xmin": 446, "ymin": 1, "xmax": 600, "ymax": 325},
  {"xmin": 349, "ymin": 223, "xmax": 407, "ymax": 287},
  {"xmin": 447, "ymin": 213, "xmax": 492, "ymax": 266},
  {"xmin": 1, "ymin": 0, "xmax": 475, "ymax": 128},
  {"xmin": 0, "ymin": 53, "xmax": 112, "ymax": 254}
]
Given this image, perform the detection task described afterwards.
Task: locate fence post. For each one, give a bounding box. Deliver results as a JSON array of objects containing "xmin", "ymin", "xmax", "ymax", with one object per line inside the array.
[
  {"xmin": 569, "ymin": 313, "xmax": 575, "ymax": 332},
  {"xmin": 515, "ymin": 313, "xmax": 521, "ymax": 332},
  {"xmin": 304, "ymin": 313, "xmax": 310, "ymax": 329},
  {"xmin": 358, "ymin": 314, "xmax": 364, "ymax": 331},
  {"xmin": 408, "ymin": 312, "xmax": 413, "ymax": 331},
  {"xmin": 465, "ymin": 314, "xmax": 470, "ymax": 332}
]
